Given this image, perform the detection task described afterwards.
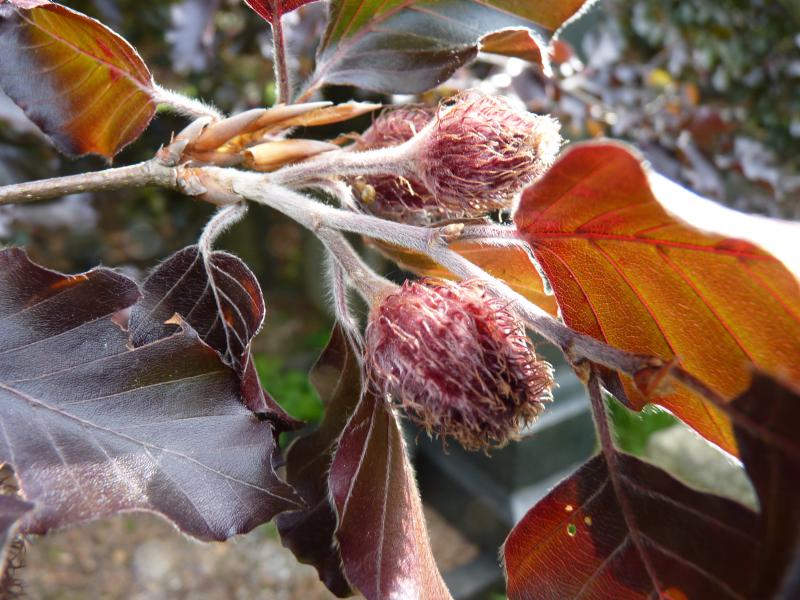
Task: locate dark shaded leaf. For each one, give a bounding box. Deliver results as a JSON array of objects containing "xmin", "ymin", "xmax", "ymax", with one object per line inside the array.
[
  {"xmin": 329, "ymin": 391, "xmax": 451, "ymax": 600},
  {"xmin": 731, "ymin": 373, "xmax": 800, "ymax": 598},
  {"xmin": 244, "ymin": 0, "xmax": 319, "ymax": 22},
  {"xmin": 129, "ymin": 245, "xmax": 299, "ymax": 428},
  {"xmin": 277, "ymin": 325, "xmax": 358, "ymax": 597},
  {"xmin": 515, "ymin": 141, "xmax": 800, "ymax": 454},
  {"xmin": 0, "ymin": 248, "xmax": 301, "ymax": 540},
  {"xmin": 0, "ymin": 495, "xmax": 33, "ymax": 574},
  {"xmin": 504, "ymin": 451, "xmax": 759, "ymax": 599},
  {"xmin": 0, "ymin": 0, "xmax": 157, "ymax": 158},
  {"xmin": 306, "ymin": 0, "xmax": 591, "ymax": 94}
]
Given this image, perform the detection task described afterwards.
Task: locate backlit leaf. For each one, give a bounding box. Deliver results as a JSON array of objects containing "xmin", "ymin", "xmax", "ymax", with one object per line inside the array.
[
  {"xmin": 504, "ymin": 450, "xmax": 759, "ymax": 600},
  {"xmin": 129, "ymin": 245, "xmax": 299, "ymax": 428},
  {"xmin": 0, "ymin": 0, "xmax": 157, "ymax": 158},
  {"xmin": 515, "ymin": 141, "xmax": 800, "ymax": 454},
  {"xmin": 329, "ymin": 390, "xmax": 451, "ymax": 600},
  {"xmin": 0, "ymin": 495, "xmax": 33, "ymax": 574},
  {"xmin": 368, "ymin": 238, "xmax": 559, "ymax": 317},
  {"xmin": 480, "ymin": 28, "xmax": 551, "ymax": 76},
  {"xmin": 243, "ymin": 0, "xmax": 318, "ymax": 22},
  {"xmin": 277, "ymin": 325, "xmax": 359, "ymax": 597},
  {"xmin": 306, "ymin": 0, "xmax": 591, "ymax": 95},
  {"xmin": 0, "ymin": 248, "xmax": 301, "ymax": 540}
]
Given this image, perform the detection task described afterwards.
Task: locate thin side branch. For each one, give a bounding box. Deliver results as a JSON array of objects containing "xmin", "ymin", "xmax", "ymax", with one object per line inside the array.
[
  {"xmin": 0, "ymin": 160, "xmax": 176, "ymax": 206},
  {"xmin": 270, "ymin": 10, "xmax": 291, "ymax": 104},
  {"xmin": 316, "ymin": 228, "xmax": 398, "ymax": 305}
]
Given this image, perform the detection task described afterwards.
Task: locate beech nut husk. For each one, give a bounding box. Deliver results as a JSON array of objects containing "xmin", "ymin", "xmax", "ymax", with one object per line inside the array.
[{"xmin": 365, "ymin": 278, "xmax": 553, "ymax": 451}]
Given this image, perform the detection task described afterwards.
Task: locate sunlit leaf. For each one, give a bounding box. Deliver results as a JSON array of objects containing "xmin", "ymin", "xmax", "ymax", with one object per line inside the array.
[
  {"xmin": 0, "ymin": 0, "xmax": 157, "ymax": 158},
  {"xmin": 368, "ymin": 238, "xmax": 559, "ymax": 317},
  {"xmin": 329, "ymin": 390, "xmax": 451, "ymax": 600},
  {"xmin": 504, "ymin": 450, "xmax": 759, "ymax": 599},
  {"xmin": 0, "ymin": 248, "xmax": 301, "ymax": 540},
  {"xmin": 0, "ymin": 495, "xmax": 32, "ymax": 574},
  {"xmin": 515, "ymin": 141, "xmax": 800, "ymax": 454},
  {"xmin": 277, "ymin": 325, "xmax": 359, "ymax": 597},
  {"xmin": 306, "ymin": 0, "xmax": 591, "ymax": 94},
  {"xmin": 480, "ymin": 28, "xmax": 552, "ymax": 76},
  {"xmin": 129, "ymin": 245, "xmax": 299, "ymax": 428}
]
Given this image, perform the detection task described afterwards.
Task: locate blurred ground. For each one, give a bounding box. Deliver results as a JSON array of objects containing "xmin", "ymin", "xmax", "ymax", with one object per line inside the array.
[{"xmin": 22, "ymin": 506, "xmax": 477, "ymax": 600}]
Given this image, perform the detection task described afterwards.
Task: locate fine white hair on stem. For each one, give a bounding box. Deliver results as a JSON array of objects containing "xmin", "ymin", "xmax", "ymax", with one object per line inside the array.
[
  {"xmin": 198, "ymin": 201, "xmax": 248, "ymax": 255},
  {"xmin": 326, "ymin": 254, "xmax": 365, "ymax": 357},
  {"xmin": 152, "ymin": 84, "xmax": 224, "ymax": 121}
]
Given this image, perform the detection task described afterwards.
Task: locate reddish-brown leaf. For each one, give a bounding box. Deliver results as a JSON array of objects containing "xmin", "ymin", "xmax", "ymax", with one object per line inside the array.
[
  {"xmin": 243, "ymin": 0, "xmax": 318, "ymax": 22},
  {"xmin": 480, "ymin": 28, "xmax": 552, "ymax": 76},
  {"xmin": 329, "ymin": 391, "xmax": 452, "ymax": 600},
  {"xmin": 0, "ymin": 495, "xmax": 33, "ymax": 574},
  {"xmin": 276, "ymin": 325, "xmax": 358, "ymax": 597},
  {"xmin": 504, "ymin": 450, "xmax": 759, "ymax": 600},
  {"xmin": 128, "ymin": 245, "xmax": 300, "ymax": 429},
  {"xmin": 0, "ymin": 248, "xmax": 301, "ymax": 540},
  {"xmin": 0, "ymin": 0, "xmax": 157, "ymax": 157},
  {"xmin": 515, "ymin": 141, "xmax": 800, "ymax": 454},
  {"xmin": 368, "ymin": 238, "xmax": 559, "ymax": 317},
  {"xmin": 731, "ymin": 373, "xmax": 800, "ymax": 597}
]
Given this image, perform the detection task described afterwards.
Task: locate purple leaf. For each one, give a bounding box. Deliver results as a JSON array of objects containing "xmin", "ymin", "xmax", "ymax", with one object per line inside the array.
[
  {"xmin": 0, "ymin": 248, "xmax": 301, "ymax": 541},
  {"xmin": 329, "ymin": 390, "xmax": 452, "ymax": 600},
  {"xmin": 277, "ymin": 325, "xmax": 358, "ymax": 597},
  {"xmin": 129, "ymin": 245, "xmax": 300, "ymax": 429}
]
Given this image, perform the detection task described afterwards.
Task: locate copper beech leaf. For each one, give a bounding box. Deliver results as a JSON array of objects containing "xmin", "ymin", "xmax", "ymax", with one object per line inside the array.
[
  {"xmin": 0, "ymin": 495, "xmax": 33, "ymax": 574},
  {"xmin": 367, "ymin": 238, "xmax": 559, "ymax": 317},
  {"xmin": 0, "ymin": 0, "xmax": 157, "ymax": 158},
  {"xmin": 504, "ymin": 373, "xmax": 800, "ymax": 599},
  {"xmin": 503, "ymin": 450, "xmax": 760, "ymax": 600},
  {"xmin": 306, "ymin": 0, "xmax": 591, "ymax": 95},
  {"xmin": 243, "ymin": 0, "xmax": 319, "ymax": 22},
  {"xmin": 0, "ymin": 248, "xmax": 301, "ymax": 540},
  {"xmin": 515, "ymin": 141, "xmax": 800, "ymax": 454},
  {"xmin": 731, "ymin": 373, "xmax": 800, "ymax": 597},
  {"xmin": 128, "ymin": 245, "xmax": 299, "ymax": 429},
  {"xmin": 276, "ymin": 325, "xmax": 359, "ymax": 597},
  {"xmin": 329, "ymin": 390, "xmax": 452, "ymax": 600},
  {"xmin": 480, "ymin": 28, "xmax": 552, "ymax": 76}
]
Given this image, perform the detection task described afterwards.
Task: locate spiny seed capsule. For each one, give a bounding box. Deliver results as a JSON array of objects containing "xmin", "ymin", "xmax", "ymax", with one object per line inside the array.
[
  {"xmin": 365, "ymin": 278, "xmax": 553, "ymax": 451},
  {"xmin": 414, "ymin": 91, "xmax": 562, "ymax": 213},
  {"xmin": 352, "ymin": 107, "xmax": 449, "ymax": 225}
]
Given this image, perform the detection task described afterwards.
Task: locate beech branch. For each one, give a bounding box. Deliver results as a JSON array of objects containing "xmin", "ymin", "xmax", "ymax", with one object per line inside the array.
[{"xmin": 0, "ymin": 160, "xmax": 177, "ymax": 206}]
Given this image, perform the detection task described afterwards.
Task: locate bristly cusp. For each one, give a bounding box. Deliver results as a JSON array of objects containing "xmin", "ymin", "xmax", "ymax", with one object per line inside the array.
[{"xmin": 364, "ymin": 278, "xmax": 553, "ymax": 451}]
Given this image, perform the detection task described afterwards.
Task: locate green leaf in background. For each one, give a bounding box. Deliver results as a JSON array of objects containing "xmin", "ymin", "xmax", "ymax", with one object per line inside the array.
[
  {"xmin": 607, "ymin": 396, "xmax": 677, "ymax": 456},
  {"xmin": 254, "ymin": 354, "xmax": 323, "ymax": 423},
  {"xmin": 302, "ymin": 0, "xmax": 592, "ymax": 96}
]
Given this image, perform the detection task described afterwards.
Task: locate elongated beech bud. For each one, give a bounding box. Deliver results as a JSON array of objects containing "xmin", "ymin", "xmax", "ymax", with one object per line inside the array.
[
  {"xmin": 352, "ymin": 107, "xmax": 449, "ymax": 224},
  {"xmin": 365, "ymin": 278, "xmax": 553, "ymax": 451},
  {"xmin": 415, "ymin": 91, "xmax": 561, "ymax": 213}
]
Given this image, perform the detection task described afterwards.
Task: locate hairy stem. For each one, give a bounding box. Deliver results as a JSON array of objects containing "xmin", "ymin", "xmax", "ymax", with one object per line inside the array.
[
  {"xmin": 270, "ymin": 9, "xmax": 291, "ymax": 103},
  {"xmin": 316, "ymin": 228, "xmax": 398, "ymax": 305},
  {"xmin": 153, "ymin": 85, "xmax": 223, "ymax": 121},
  {"xmin": 0, "ymin": 160, "xmax": 176, "ymax": 206},
  {"xmin": 198, "ymin": 202, "xmax": 249, "ymax": 254}
]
